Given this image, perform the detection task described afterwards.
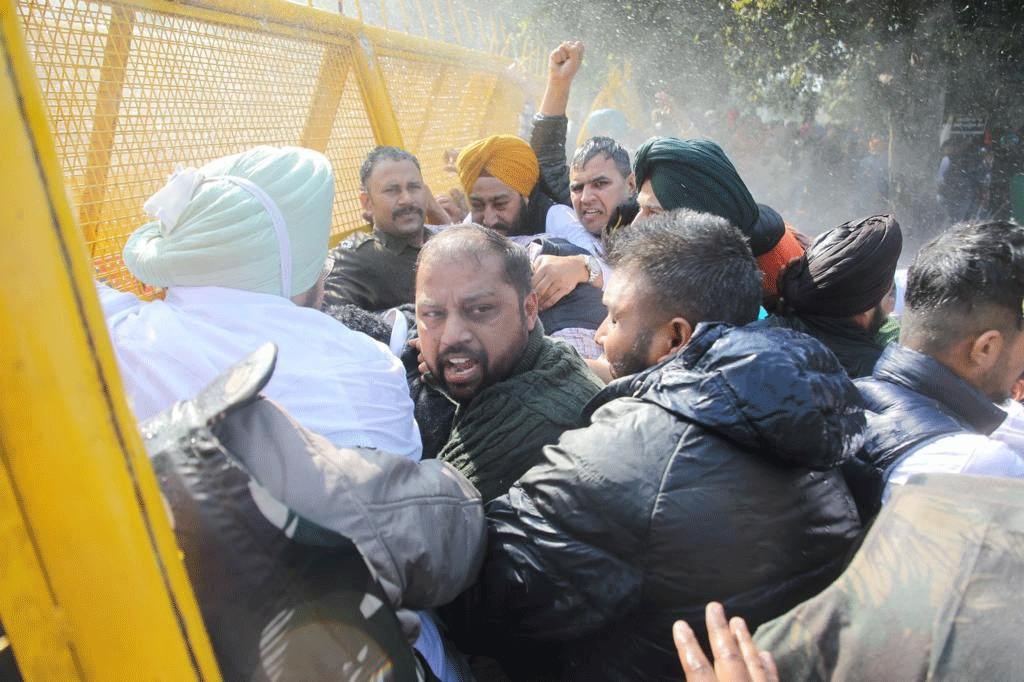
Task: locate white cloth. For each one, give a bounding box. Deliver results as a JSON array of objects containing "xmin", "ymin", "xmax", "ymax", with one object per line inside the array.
[
  {"xmin": 544, "ymin": 202, "xmax": 601, "ymax": 255},
  {"xmin": 97, "ymin": 282, "xmax": 421, "ymax": 459},
  {"xmin": 883, "ymin": 400, "xmax": 1024, "ymax": 501}
]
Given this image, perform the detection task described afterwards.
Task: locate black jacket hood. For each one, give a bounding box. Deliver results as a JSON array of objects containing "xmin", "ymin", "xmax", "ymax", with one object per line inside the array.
[{"xmin": 592, "ymin": 322, "xmax": 866, "ymax": 470}]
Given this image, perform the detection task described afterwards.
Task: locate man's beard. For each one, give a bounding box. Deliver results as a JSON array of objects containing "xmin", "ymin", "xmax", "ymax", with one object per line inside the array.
[
  {"xmin": 866, "ymin": 304, "xmax": 888, "ymax": 337},
  {"xmin": 491, "ymin": 196, "xmax": 530, "ymax": 236},
  {"xmin": 435, "ymin": 311, "xmax": 531, "ymax": 400},
  {"xmin": 609, "ymin": 327, "xmax": 655, "ymax": 380}
]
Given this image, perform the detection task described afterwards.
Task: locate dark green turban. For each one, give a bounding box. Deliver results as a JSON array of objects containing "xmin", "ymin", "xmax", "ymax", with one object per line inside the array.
[{"xmin": 633, "ymin": 137, "xmax": 759, "ymax": 236}]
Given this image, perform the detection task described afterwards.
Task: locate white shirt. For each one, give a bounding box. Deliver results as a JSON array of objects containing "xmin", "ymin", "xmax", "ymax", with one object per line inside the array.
[
  {"xmin": 543, "ymin": 203, "xmax": 602, "ymax": 255},
  {"xmin": 97, "ymin": 283, "xmax": 422, "ymax": 460},
  {"xmin": 883, "ymin": 400, "xmax": 1024, "ymax": 501}
]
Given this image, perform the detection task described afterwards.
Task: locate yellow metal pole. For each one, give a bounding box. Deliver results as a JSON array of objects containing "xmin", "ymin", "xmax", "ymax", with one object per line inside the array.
[
  {"xmin": 443, "ymin": 0, "xmax": 460, "ymax": 45},
  {"xmin": 412, "ymin": 0, "xmax": 429, "ymax": 37},
  {"xmin": 351, "ymin": 32, "xmax": 405, "ymax": 148},
  {"xmin": 410, "ymin": 64, "xmax": 449, "ymax": 151},
  {"xmin": 76, "ymin": 3, "xmax": 134, "ymax": 250},
  {"xmin": 430, "ymin": 0, "xmax": 446, "ymax": 39},
  {"xmin": 0, "ymin": 0, "xmax": 221, "ymax": 678},
  {"xmin": 397, "ymin": 0, "xmax": 411, "ymax": 35},
  {"xmin": 301, "ymin": 45, "xmax": 352, "ymax": 151},
  {"xmin": 478, "ymin": 75, "xmax": 502, "ymax": 137}
]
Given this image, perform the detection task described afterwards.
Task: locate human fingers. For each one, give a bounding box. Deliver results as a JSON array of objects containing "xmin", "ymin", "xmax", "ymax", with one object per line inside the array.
[
  {"xmin": 673, "ymin": 620, "xmax": 717, "ymax": 682},
  {"xmin": 706, "ymin": 602, "xmax": 748, "ymax": 682},
  {"xmin": 534, "ymin": 280, "xmax": 557, "ymax": 311},
  {"xmin": 567, "ymin": 40, "xmax": 584, "ymax": 62},
  {"xmin": 759, "ymin": 652, "xmax": 779, "ymax": 682},
  {"xmin": 549, "ymin": 43, "xmax": 570, "ymax": 67},
  {"xmin": 730, "ymin": 617, "xmax": 769, "ymax": 682}
]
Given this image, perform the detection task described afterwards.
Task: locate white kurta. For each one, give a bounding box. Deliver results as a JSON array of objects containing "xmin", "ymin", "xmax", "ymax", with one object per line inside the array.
[{"xmin": 97, "ymin": 282, "xmax": 422, "ymax": 460}]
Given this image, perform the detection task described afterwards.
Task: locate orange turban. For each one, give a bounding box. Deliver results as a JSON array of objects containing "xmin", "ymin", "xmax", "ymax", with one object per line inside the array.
[
  {"xmin": 756, "ymin": 225, "xmax": 805, "ymax": 297},
  {"xmin": 456, "ymin": 135, "xmax": 540, "ymax": 198}
]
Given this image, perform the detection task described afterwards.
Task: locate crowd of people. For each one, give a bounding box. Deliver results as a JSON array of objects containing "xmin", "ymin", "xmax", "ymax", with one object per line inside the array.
[{"xmin": 91, "ymin": 38, "xmax": 1024, "ymax": 682}]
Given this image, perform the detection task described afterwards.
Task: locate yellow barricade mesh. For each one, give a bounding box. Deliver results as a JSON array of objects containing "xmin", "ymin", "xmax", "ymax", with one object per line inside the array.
[{"xmin": 18, "ymin": 0, "xmax": 529, "ymax": 295}]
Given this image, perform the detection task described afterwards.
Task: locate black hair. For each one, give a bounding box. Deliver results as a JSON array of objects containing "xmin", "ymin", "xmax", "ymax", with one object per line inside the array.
[
  {"xmin": 604, "ymin": 208, "xmax": 761, "ymax": 326},
  {"xmin": 417, "ymin": 224, "xmax": 533, "ymax": 302},
  {"xmin": 571, "ymin": 136, "xmax": 632, "ymax": 180},
  {"xmin": 903, "ymin": 221, "xmax": 1024, "ymax": 353},
  {"xmin": 323, "ymin": 303, "xmax": 392, "ymax": 345},
  {"xmin": 360, "ymin": 146, "xmax": 421, "ymax": 187}
]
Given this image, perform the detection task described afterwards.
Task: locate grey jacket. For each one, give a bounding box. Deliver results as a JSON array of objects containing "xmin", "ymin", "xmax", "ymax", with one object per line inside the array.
[{"xmin": 212, "ymin": 397, "xmax": 486, "ymax": 633}]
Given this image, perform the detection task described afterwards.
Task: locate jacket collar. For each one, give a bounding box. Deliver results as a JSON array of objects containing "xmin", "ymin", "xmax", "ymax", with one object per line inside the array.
[
  {"xmin": 872, "ymin": 344, "xmax": 1007, "ymax": 435},
  {"xmin": 371, "ymin": 227, "xmax": 426, "ymax": 253}
]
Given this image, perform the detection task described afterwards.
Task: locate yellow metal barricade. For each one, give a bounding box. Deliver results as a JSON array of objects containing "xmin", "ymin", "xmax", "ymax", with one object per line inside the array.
[
  {"xmin": 0, "ymin": 0, "xmax": 222, "ymax": 677},
  {"xmin": 1, "ymin": 0, "xmax": 537, "ymax": 677},
  {"xmin": 17, "ymin": 0, "xmax": 532, "ymax": 294}
]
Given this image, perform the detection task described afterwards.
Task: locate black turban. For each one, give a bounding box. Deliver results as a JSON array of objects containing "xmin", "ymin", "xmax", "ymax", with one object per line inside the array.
[
  {"xmin": 778, "ymin": 214, "xmax": 903, "ymax": 317},
  {"xmin": 633, "ymin": 137, "xmax": 759, "ymax": 235},
  {"xmin": 750, "ymin": 203, "xmax": 786, "ymax": 257}
]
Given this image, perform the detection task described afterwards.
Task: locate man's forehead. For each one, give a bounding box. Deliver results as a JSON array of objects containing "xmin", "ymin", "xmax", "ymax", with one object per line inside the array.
[
  {"xmin": 471, "ymin": 175, "xmax": 521, "ymax": 201},
  {"xmin": 605, "ymin": 266, "xmax": 650, "ymax": 308},
  {"xmin": 370, "ymin": 158, "xmax": 421, "ymax": 182},
  {"xmin": 418, "ymin": 251, "xmax": 507, "ymax": 292}
]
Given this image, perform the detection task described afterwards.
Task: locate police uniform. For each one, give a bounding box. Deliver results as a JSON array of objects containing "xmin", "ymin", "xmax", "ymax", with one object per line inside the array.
[{"xmin": 323, "ymin": 227, "xmax": 425, "ymax": 312}]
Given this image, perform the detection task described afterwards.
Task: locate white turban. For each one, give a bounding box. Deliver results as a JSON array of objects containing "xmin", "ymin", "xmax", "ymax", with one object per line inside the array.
[{"xmin": 123, "ymin": 146, "xmax": 334, "ymax": 297}]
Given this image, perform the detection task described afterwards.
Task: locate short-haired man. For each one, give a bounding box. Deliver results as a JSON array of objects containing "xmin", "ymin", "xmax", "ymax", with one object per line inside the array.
[
  {"xmin": 568, "ymin": 136, "xmax": 636, "ymax": 235},
  {"xmin": 322, "ymin": 146, "xmax": 430, "ymax": 312},
  {"xmin": 764, "ymin": 214, "xmax": 903, "ymax": 378},
  {"xmin": 409, "ymin": 224, "xmax": 603, "ymax": 502},
  {"xmin": 98, "ymin": 145, "xmax": 421, "ymax": 458},
  {"xmin": 855, "ymin": 220, "xmax": 1024, "ymax": 505},
  {"xmin": 444, "ymin": 210, "xmax": 864, "ymax": 682},
  {"xmin": 528, "ymin": 40, "xmax": 636, "ymax": 237}
]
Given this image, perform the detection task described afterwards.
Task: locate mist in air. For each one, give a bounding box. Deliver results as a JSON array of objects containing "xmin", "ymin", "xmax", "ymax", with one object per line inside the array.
[{"xmin": 336, "ymin": 0, "xmax": 1024, "ymax": 261}]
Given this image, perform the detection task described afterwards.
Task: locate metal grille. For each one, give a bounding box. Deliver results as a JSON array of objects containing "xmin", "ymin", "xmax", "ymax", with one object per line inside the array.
[
  {"xmin": 18, "ymin": 0, "xmax": 526, "ymax": 294},
  {"xmin": 377, "ymin": 52, "xmax": 523, "ymax": 199}
]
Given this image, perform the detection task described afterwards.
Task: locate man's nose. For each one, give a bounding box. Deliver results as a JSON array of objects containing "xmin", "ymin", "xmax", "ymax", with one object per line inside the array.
[
  {"xmin": 439, "ymin": 314, "xmax": 471, "ymax": 347},
  {"xmin": 482, "ymin": 205, "xmax": 499, "ymax": 227},
  {"xmin": 594, "ymin": 316, "xmax": 609, "ymax": 347}
]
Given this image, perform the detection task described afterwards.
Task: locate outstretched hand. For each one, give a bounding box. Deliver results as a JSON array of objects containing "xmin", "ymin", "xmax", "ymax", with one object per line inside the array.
[
  {"xmin": 548, "ymin": 40, "xmax": 584, "ymax": 82},
  {"xmin": 674, "ymin": 603, "xmax": 779, "ymax": 682}
]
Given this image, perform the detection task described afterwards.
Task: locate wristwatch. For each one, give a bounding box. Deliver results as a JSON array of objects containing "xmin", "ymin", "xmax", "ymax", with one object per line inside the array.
[{"xmin": 583, "ymin": 255, "xmax": 601, "ymax": 286}]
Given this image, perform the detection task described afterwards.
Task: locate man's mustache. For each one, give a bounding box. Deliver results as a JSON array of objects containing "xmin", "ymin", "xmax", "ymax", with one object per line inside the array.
[{"xmin": 393, "ymin": 206, "xmax": 425, "ymax": 219}]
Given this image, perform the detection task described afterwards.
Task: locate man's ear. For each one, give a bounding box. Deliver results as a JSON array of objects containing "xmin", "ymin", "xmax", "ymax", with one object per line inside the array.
[
  {"xmin": 969, "ymin": 329, "xmax": 1005, "ymax": 374},
  {"xmin": 359, "ymin": 189, "xmax": 371, "ymax": 214},
  {"xmin": 523, "ymin": 291, "xmax": 539, "ymax": 331},
  {"xmin": 626, "ymin": 173, "xmax": 637, "ymax": 196},
  {"xmin": 651, "ymin": 317, "xmax": 692, "ymax": 365}
]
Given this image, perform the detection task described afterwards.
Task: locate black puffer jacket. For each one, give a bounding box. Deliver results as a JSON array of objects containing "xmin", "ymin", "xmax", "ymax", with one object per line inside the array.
[
  {"xmin": 446, "ymin": 323, "xmax": 865, "ymax": 682},
  {"xmin": 846, "ymin": 344, "xmax": 1009, "ymax": 517}
]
